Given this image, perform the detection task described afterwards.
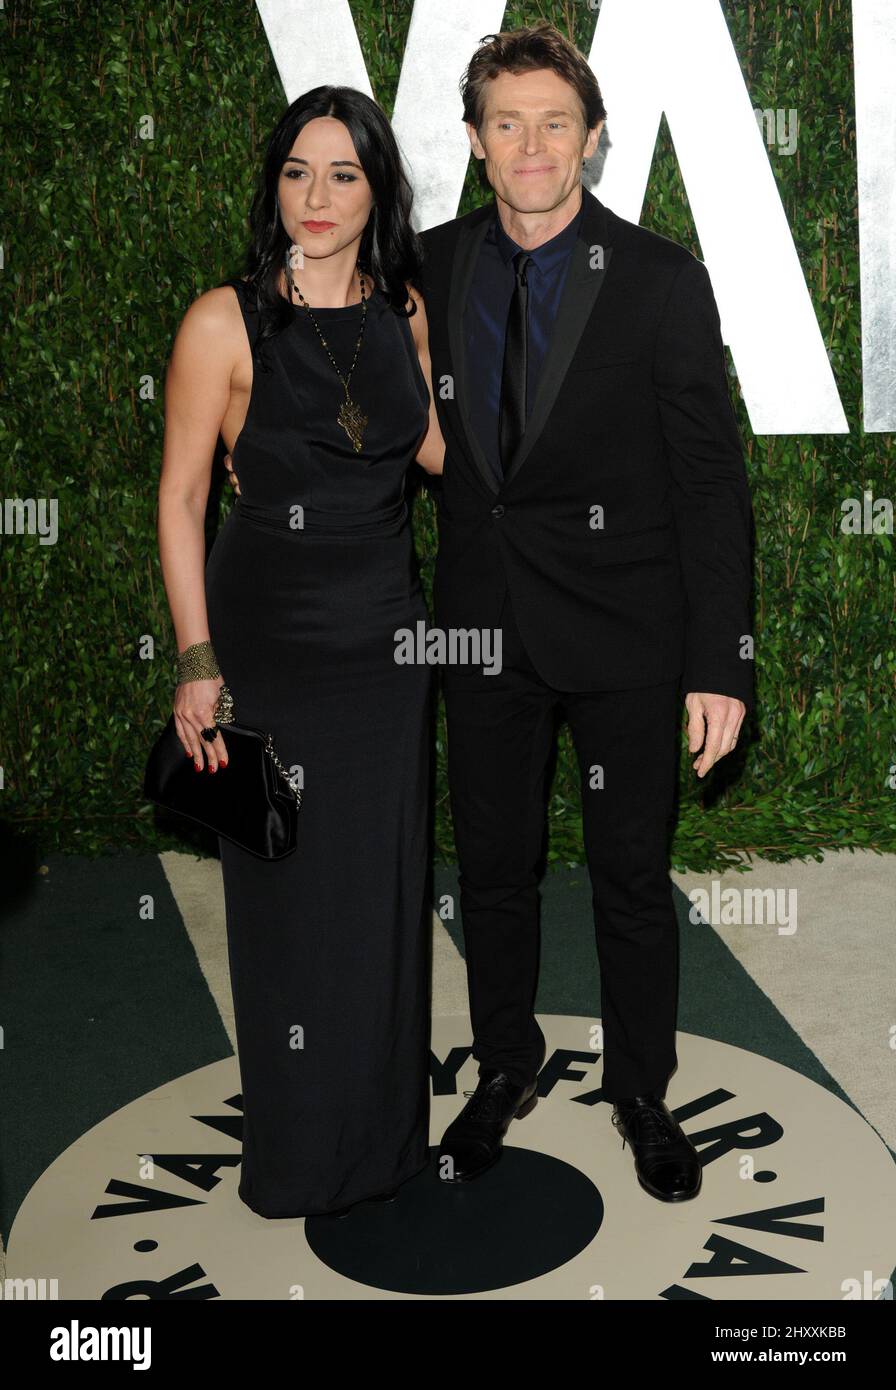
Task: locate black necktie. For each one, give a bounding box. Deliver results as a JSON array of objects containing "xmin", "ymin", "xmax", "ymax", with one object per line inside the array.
[{"xmin": 498, "ymin": 250, "xmax": 532, "ymax": 475}]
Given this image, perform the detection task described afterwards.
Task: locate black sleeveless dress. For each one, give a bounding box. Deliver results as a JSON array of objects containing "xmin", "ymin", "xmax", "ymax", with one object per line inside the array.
[{"xmin": 205, "ymin": 277, "xmax": 433, "ymax": 1218}]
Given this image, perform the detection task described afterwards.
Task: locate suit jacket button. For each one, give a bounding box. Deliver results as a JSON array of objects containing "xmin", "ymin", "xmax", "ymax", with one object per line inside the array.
[{"xmin": 491, "ymin": 504, "xmax": 505, "ymax": 518}]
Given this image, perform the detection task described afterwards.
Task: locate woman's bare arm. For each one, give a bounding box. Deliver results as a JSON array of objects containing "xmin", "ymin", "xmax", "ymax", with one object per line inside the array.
[
  {"xmin": 157, "ymin": 286, "xmax": 243, "ymax": 771},
  {"xmin": 406, "ymin": 284, "xmax": 445, "ymax": 476}
]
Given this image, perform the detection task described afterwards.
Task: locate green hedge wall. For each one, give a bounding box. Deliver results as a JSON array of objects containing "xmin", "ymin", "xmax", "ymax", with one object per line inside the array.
[{"xmin": 2, "ymin": 0, "xmax": 893, "ymax": 868}]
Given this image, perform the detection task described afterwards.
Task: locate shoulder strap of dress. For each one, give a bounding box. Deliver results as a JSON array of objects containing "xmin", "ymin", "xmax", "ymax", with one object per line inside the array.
[{"xmin": 222, "ymin": 276, "xmax": 261, "ymax": 352}]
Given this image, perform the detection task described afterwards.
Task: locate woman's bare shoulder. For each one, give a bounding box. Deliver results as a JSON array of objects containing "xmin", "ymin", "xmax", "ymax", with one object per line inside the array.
[
  {"xmin": 403, "ymin": 281, "xmax": 429, "ymax": 344},
  {"xmin": 404, "ymin": 280, "xmax": 425, "ymax": 311},
  {"xmin": 183, "ymin": 283, "xmax": 245, "ymax": 332},
  {"xmin": 172, "ymin": 283, "xmax": 247, "ymax": 365}
]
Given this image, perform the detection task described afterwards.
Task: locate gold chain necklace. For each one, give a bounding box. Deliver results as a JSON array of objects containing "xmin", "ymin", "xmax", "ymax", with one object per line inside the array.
[{"xmin": 287, "ymin": 259, "xmax": 369, "ymax": 453}]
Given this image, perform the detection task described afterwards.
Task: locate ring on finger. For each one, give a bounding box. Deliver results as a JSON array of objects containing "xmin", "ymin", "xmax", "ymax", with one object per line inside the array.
[{"xmin": 201, "ymin": 724, "xmax": 220, "ymax": 742}]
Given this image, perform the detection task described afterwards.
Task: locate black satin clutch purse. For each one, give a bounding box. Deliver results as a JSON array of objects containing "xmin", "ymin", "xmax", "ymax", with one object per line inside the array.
[{"xmin": 143, "ymin": 688, "xmax": 302, "ymax": 860}]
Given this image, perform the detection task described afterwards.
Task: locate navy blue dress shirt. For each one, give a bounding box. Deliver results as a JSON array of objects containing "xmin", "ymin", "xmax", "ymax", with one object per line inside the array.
[{"xmin": 463, "ymin": 199, "xmax": 584, "ymax": 482}]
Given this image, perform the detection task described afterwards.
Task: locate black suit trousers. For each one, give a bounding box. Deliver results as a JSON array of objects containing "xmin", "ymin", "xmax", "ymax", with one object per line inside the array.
[{"xmin": 443, "ymin": 588, "xmax": 682, "ymax": 1101}]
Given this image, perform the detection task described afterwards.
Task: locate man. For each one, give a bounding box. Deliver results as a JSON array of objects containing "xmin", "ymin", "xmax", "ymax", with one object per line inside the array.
[
  {"xmin": 228, "ymin": 21, "xmax": 755, "ymax": 1204},
  {"xmin": 417, "ymin": 21, "xmax": 753, "ymax": 1204}
]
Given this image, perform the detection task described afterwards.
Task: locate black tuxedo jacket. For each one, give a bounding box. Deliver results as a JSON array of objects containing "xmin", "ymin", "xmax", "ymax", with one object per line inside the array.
[{"xmin": 417, "ymin": 186, "xmax": 755, "ymax": 711}]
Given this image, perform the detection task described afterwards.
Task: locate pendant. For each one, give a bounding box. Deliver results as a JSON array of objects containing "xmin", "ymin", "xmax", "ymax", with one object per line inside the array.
[{"xmin": 338, "ymin": 394, "xmax": 367, "ymax": 454}]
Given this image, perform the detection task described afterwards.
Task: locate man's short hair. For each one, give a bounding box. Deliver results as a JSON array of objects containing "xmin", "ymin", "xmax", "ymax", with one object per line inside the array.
[{"xmin": 460, "ymin": 20, "xmax": 607, "ymax": 134}]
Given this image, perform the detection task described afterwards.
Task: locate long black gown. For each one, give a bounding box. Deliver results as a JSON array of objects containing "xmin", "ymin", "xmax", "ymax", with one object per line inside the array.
[{"xmin": 204, "ymin": 276, "xmax": 433, "ymax": 1218}]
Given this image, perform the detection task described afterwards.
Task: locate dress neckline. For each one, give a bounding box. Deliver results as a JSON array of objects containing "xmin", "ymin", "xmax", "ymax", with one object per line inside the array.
[{"xmin": 281, "ymin": 284, "xmax": 376, "ymax": 316}]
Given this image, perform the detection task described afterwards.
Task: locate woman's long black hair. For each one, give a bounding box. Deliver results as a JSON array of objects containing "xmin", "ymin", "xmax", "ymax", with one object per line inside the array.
[{"xmin": 238, "ymin": 86, "xmax": 422, "ymax": 362}]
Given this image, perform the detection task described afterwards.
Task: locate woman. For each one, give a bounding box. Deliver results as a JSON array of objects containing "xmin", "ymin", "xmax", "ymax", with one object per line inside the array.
[{"xmin": 156, "ymin": 86, "xmax": 444, "ymax": 1218}]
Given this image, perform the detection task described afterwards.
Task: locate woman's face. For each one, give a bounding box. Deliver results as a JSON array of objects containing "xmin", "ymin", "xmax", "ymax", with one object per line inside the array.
[{"xmin": 277, "ymin": 116, "xmax": 373, "ymax": 262}]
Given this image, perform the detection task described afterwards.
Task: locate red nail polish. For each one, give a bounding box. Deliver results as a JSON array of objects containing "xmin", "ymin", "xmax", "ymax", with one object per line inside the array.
[
  {"xmin": 194, "ymin": 763, "xmax": 201, "ymax": 772},
  {"xmin": 209, "ymin": 766, "xmax": 217, "ymax": 774},
  {"xmin": 221, "ymin": 760, "xmax": 229, "ymax": 769}
]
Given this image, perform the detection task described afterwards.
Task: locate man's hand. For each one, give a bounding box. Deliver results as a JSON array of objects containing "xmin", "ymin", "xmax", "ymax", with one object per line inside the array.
[
  {"xmin": 223, "ymin": 453, "xmax": 241, "ymax": 496},
  {"xmin": 685, "ymin": 692, "xmax": 746, "ymax": 778}
]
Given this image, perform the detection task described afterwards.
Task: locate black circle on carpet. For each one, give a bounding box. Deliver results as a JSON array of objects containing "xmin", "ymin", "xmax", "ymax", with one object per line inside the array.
[{"xmin": 304, "ymin": 1146, "xmax": 604, "ymax": 1295}]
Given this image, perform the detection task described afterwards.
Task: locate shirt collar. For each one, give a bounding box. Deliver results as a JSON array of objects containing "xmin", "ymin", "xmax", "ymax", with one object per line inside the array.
[{"xmin": 488, "ymin": 197, "xmax": 584, "ymax": 274}]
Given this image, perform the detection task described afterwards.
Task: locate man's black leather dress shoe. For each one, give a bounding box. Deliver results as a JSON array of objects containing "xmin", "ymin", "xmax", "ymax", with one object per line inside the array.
[
  {"xmin": 611, "ymin": 1093, "xmax": 702, "ymax": 1201},
  {"xmin": 438, "ymin": 1069, "xmax": 538, "ymax": 1182}
]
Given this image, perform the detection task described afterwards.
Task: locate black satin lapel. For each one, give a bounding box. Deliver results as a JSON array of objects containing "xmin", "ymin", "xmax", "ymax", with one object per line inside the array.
[
  {"xmin": 501, "ymin": 192, "xmax": 612, "ymax": 489},
  {"xmin": 447, "ymin": 208, "xmax": 499, "ymax": 493}
]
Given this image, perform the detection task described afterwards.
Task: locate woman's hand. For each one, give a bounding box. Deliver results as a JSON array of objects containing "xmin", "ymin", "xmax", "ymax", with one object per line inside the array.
[{"xmin": 174, "ymin": 677, "xmax": 229, "ymax": 773}]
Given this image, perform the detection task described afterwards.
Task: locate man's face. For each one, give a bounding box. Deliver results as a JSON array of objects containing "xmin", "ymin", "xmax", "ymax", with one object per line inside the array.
[{"xmin": 467, "ymin": 67, "xmax": 602, "ymax": 215}]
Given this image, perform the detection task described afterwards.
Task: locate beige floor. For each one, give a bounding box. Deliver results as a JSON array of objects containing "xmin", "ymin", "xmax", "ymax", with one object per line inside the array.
[
  {"xmin": 160, "ymin": 849, "xmax": 895, "ymax": 1152},
  {"xmin": 3, "ymin": 848, "xmax": 892, "ymax": 1285},
  {"xmin": 670, "ymin": 849, "xmax": 896, "ymax": 1151}
]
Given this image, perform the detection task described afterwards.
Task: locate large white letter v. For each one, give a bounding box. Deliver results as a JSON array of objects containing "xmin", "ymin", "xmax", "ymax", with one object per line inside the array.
[{"xmin": 588, "ymin": 0, "xmax": 847, "ymax": 435}]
